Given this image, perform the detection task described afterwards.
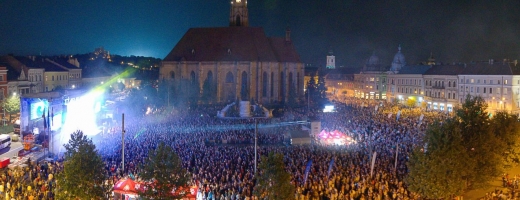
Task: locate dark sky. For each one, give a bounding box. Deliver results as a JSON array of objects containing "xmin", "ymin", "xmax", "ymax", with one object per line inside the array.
[{"xmin": 1, "ymin": 0, "xmax": 520, "ymax": 67}]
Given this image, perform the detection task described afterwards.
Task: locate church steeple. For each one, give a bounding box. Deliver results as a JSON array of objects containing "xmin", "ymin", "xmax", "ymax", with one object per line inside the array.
[{"xmin": 230, "ymin": 0, "xmax": 249, "ymax": 27}]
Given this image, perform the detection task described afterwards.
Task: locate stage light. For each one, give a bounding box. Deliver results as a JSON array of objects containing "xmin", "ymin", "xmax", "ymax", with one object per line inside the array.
[{"xmin": 323, "ymin": 105, "xmax": 335, "ymax": 113}]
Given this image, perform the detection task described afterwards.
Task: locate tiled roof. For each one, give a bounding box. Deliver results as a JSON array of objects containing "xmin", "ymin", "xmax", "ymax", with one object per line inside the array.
[
  {"xmin": 423, "ymin": 64, "xmax": 465, "ymax": 75},
  {"xmin": 163, "ymin": 27, "xmax": 300, "ymax": 63},
  {"xmin": 460, "ymin": 62, "xmax": 513, "ymax": 75},
  {"xmin": 398, "ymin": 65, "xmax": 432, "ymax": 74},
  {"xmin": 0, "ymin": 56, "xmax": 29, "ymax": 80},
  {"xmin": 14, "ymin": 56, "xmax": 67, "ymax": 72}
]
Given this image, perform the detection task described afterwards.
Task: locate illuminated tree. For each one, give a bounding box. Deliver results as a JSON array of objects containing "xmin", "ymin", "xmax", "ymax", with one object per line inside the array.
[
  {"xmin": 139, "ymin": 142, "xmax": 190, "ymax": 200},
  {"xmin": 405, "ymin": 98, "xmax": 416, "ymax": 108},
  {"xmin": 56, "ymin": 130, "xmax": 110, "ymax": 199},
  {"xmin": 3, "ymin": 96, "xmax": 20, "ymax": 121},
  {"xmin": 254, "ymin": 153, "xmax": 295, "ymax": 200}
]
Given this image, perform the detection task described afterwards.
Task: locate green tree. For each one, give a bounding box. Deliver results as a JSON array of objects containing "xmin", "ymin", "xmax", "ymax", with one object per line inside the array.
[
  {"xmin": 287, "ymin": 82, "xmax": 298, "ymax": 107},
  {"xmin": 315, "ymin": 69, "xmax": 328, "ymax": 107},
  {"xmin": 3, "ymin": 96, "xmax": 20, "ymax": 121},
  {"xmin": 304, "ymin": 73, "xmax": 317, "ymax": 106},
  {"xmin": 491, "ymin": 111, "xmax": 520, "ymax": 166},
  {"xmin": 406, "ymin": 120, "xmax": 470, "ymax": 198},
  {"xmin": 254, "ymin": 153, "xmax": 295, "ymax": 200},
  {"xmin": 405, "ymin": 98, "xmax": 416, "ymax": 108},
  {"xmin": 56, "ymin": 130, "xmax": 110, "ymax": 200},
  {"xmin": 138, "ymin": 142, "xmax": 191, "ymax": 200}
]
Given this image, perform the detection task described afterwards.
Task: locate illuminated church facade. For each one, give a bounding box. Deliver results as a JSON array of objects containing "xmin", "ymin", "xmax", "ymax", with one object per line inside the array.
[{"xmin": 160, "ymin": 0, "xmax": 304, "ymax": 103}]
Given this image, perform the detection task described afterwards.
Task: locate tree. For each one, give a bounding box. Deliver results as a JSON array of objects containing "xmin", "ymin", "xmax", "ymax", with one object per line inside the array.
[
  {"xmin": 254, "ymin": 153, "xmax": 295, "ymax": 200},
  {"xmin": 406, "ymin": 120, "xmax": 470, "ymax": 199},
  {"xmin": 315, "ymin": 69, "xmax": 328, "ymax": 107},
  {"xmin": 3, "ymin": 96, "xmax": 20, "ymax": 121},
  {"xmin": 405, "ymin": 98, "xmax": 416, "ymax": 108},
  {"xmin": 56, "ymin": 130, "xmax": 110, "ymax": 200},
  {"xmin": 490, "ymin": 111, "xmax": 520, "ymax": 166},
  {"xmin": 305, "ymin": 72, "xmax": 317, "ymax": 105},
  {"xmin": 287, "ymin": 82, "xmax": 298, "ymax": 107},
  {"xmin": 138, "ymin": 142, "xmax": 191, "ymax": 200},
  {"xmin": 202, "ymin": 77, "xmax": 216, "ymax": 103}
]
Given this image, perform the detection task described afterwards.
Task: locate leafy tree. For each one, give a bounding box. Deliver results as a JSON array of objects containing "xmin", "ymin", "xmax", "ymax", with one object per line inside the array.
[
  {"xmin": 202, "ymin": 77, "xmax": 216, "ymax": 103},
  {"xmin": 491, "ymin": 111, "xmax": 520, "ymax": 166},
  {"xmin": 3, "ymin": 96, "xmax": 20, "ymax": 121},
  {"xmin": 406, "ymin": 120, "xmax": 470, "ymax": 199},
  {"xmin": 405, "ymin": 98, "xmax": 416, "ymax": 108},
  {"xmin": 56, "ymin": 130, "xmax": 110, "ymax": 200},
  {"xmin": 139, "ymin": 142, "xmax": 191, "ymax": 200},
  {"xmin": 315, "ymin": 69, "xmax": 329, "ymax": 107},
  {"xmin": 304, "ymin": 72, "xmax": 317, "ymax": 105},
  {"xmin": 254, "ymin": 153, "xmax": 295, "ymax": 200}
]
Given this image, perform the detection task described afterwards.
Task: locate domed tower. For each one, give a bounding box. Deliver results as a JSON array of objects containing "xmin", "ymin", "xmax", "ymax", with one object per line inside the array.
[
  {"xmin": 367, "ymin": 51, "xmax": 380, "ymax": 65},
  {"xmin": 390, "ymin": 45, "xmax": 406, "ymax": 71},
  {"xmin": 230, "ymin": 0, "xmax": 249, "ymax": 27}
]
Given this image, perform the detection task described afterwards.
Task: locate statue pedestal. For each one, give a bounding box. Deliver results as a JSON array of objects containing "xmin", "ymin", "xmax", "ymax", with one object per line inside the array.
[{"xmin": 239, "ymin": 101, "xmax": 251, "ymax": 117}]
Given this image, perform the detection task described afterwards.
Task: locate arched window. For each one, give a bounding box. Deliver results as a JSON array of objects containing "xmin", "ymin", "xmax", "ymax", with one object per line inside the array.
[
  {"xmin": 240, "ymin": 71, "xmax": 248, "ymax": 100},
  {"xmin": 289, "ymin": 72, "xmax": 294, "ymax": 91},
  {"xmin": 190, "ymin": 71, "xmax": 196, "ymax": 84},
  {"xmin": 270, "ymin": 72, "xmax": 274, "ymax": 97},
  {"xmin": 297, "ymin": 72, "xmax": 300, "ymax": 93},
  {"xmin": 207, "ymin": 71, "xmax": 213, "ymax": 83},
  {"xmin": 262, "ymin": 72, "xmax": 268, "ymax": 97},
  {"xmin": 170, "ymin": 71, "xmax": 175, "ymax": 80},
  {"xmin": 236, "ymin": 15, "xmax": 241, "ymax": 26},
  {"xmin": 226, "ymin": 72, "xmax": 234, "ymax": 83},
  {"xmin": 280, "ymin": 72, "xmax": 285, "ymax": 99}
]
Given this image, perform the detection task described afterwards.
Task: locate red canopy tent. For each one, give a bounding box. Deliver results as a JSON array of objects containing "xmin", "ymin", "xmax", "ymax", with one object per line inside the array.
[{"xmin": 113, "ymin": 178, "xmax": 197, "ymax": 200}]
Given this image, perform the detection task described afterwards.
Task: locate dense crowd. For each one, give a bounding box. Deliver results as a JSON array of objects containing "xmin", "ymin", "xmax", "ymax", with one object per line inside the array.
[
  {"xmin": 86, "ymin": 100, "xmax": 451, "ymax": 200},
  {"xmin": 1, "ymin": 99, "xmax": 454, "ymax": 200}
]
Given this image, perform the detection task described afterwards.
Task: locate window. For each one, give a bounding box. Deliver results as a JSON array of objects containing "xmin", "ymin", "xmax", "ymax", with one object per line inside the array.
[
  {"xmin": 490, "ymin": 80, "xmax": 493, "ymax": 84},
  {"xmin": 466, "ymin": 79, "xmax": 469, "ymax": 83},
  {"xmin": 452, "ymin": 92, "xmax": 456, "ymax": 99},
  {"xmin": 490, "ymin": 88, "xmax": 493, "ymax": 93},
  {"xmin": 225, "ymin": 72, "xmax": 234, "ymax": 83},
  {"xmin": 453, "ymin": 82, "xmax": 456, "ymax": 87},
  {"xmin": 448, "ymin": 93, "xmax": 451, "ymax": 99},
  {"xmin": 448, "ymin": 81, "xmax": 451, "ymax": 87},
  {"xmin": 470, "ymin": 87, "xmax": 473, "ymax": 92},
  {"xmin": 505, "ymin": 80, "xmax": 508, "ymax": 85},
  {"xmin": 484, "ymin": 88, "xmax": 486, "ymax": 93},
  {"xmin": 477, "ymin": 79, "xmax": 480, "ymax": 83},
  {"xmin": 498, "ymin": 80, "xmax": 501, "ymax": 84},
  {"xmin": 477, "ymin": 87, "xmax": 480, "ymax": 93},
  {"xmin": 52, "ymin": 76, "xmax": 54, "ymax": 81},
  {"xmin": 504, "ymin": 88, "xmax": 508, "ymax": 95},
  {"xmin": 471, "ymin": 79, "xmax": 474, "ymax": 83},
  {"xmin": 484, "ymin": 80, "xmax": 487, "ymax": 84},
  {"xmin": 497, "ymin": 88, "xmax": 500, "ymax": 94}
]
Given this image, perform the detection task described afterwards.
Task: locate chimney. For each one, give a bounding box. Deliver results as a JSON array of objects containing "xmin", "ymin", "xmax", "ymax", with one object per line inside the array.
[{"xmin": 285, "ymin": 27, "xmax": 291, "ymax": 42}]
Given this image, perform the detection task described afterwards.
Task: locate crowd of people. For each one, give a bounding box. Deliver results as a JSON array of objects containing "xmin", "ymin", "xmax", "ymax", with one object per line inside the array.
[
  {"xmin": 82, "ymin": 99, "xmax": 453, "ymax": 200},
  {"xmin": 5, "ymin": 99, "xmax": 459, "ymax": 199}
]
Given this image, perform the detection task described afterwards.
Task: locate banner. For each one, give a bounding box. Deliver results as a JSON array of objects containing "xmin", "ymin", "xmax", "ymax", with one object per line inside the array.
[
  {"xmin": 419, "ymin": 114, "xmax": 424, "ymax": 121},
  {"xmin": 370, "ymin": 152, "xmax": 377, "ymax": 177},
  {"xmin": 375, "ymin": 105, "xmax": 379, "ymax": 111},
  {"xmin": 396, "ymin": 110, "xmax": 401, "ymax": 121},
  {"xmin": 327, "ymin": 159, "xmax": 334, "ymax": 177},
  {"xmin": 388, "ymin": 113, "xmax": 392, "ymax": 119},
  {"xmin": 43, "ymin": 108, "xmax": 47, "ymax": 129},
  {"xmin": 303, "ymin": 160, "xmax": 313, "ymax": 184}
]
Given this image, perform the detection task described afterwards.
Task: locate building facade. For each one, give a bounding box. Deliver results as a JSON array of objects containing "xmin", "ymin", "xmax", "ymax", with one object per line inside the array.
[
  {"xmin": 160, "ymin": 0, "xmax": 304, "ymax": 104},
  {"xmin": 387, "ymin": 65, "xmax": 431, "ymax": 105},
  {"xmin": 354, "ymin": 53, "xmax": 389, "ymax": 100}
]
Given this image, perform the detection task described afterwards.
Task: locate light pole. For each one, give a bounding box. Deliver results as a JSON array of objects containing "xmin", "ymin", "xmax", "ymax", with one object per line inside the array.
[
  {"xmin": 254, "ymin": 118, "xmax": 257, "ymax": 174},
  {"xmin": 122, "ymin": 113, "xmax": 125, "ymax": 172}
]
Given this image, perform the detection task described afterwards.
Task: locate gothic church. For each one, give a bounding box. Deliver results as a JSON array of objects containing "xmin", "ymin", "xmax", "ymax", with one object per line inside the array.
[{"xmin": 160, "ymin": 0, "xmax": 304, "ymax": 103}]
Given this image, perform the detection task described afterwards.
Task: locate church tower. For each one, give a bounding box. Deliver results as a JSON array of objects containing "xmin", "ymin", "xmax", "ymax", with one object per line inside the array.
[
  {"xmin": 326, "ymin": 49, "xmax": 335, "ymax": 69},
  {"xmin": 230, "ymin": 0, "xmax": 249, "ymax": 26}
]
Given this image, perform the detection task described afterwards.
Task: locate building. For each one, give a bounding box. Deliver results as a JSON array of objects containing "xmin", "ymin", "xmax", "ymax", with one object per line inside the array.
[
  {"xmin": 160, "ymin": 0, "xmax": 304, "ymax": 104},
  {"xmin": 387, "ymin": 65, "xmax": 431, "ymax": 105},
  {"xmin": 326, "ymin": 50, "xmax": 335, "ymax": 69},
  {"xmin": 354, "ymin": 52, "xmax": 390, "ymax": 100},
  {"xmin": 458, "ymin": 60, "xmax": 520, "ymax": 114},
  {"xmin": 390, "ymin": 45, "xmax": 406, "ymax": 72},
  {"xmin": 324, "ymin": 67, "xmax": 360, "ymax": 101},
  {"xmin": 423, "ymin": 64, "xmax": 465, "ymax": 112}
]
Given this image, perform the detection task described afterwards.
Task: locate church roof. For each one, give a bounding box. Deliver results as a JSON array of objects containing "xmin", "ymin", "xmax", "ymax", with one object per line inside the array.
[{"xmin": 163, "ymin": 27, "xmax": 301, "ymax": 63}]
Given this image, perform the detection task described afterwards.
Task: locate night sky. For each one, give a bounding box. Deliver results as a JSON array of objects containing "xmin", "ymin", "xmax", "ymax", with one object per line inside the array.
[{"xmin": 1, "ymin": 0, "xmax": 520, "ymax": 67}]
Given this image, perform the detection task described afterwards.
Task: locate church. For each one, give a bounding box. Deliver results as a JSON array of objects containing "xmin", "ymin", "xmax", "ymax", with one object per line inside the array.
[{"xmin": 160, "ymin": 0, "xmax": 304, "ymax": 104}]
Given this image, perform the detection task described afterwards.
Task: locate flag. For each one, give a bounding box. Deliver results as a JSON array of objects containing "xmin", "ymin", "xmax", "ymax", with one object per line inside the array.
[
  {"xmin": 396, "ymin": 110, "xmax": 401, "ymax": 121},
  {"xmin": 395, "ymin": 144, "xmax": 399, "ymax": 170},
  {"xmin": 51, "ymin": 107, "xmax": 54, "ymax": 127},
  {"xmin": 43, "ymin": 109, "xmax": 47, "ymax": 129},
  {"xmin": 375, "ymin": 105, "xmax": 379, "ymax": 111},
  {"xmin": 303, "ymin": 160, "xmax": 313, "ymax": 184},
  {"xmin": 388, "ymin": 113, "xmax": 392, "ymax": 119},
  {"xmin": 419, "ymin": 114, "xmax": 424, "ymax": 121},
  {"xmin": 327, "ymin": 159, "xmax": 334, "ymax": 177},
  {"xmin": 370, "ymin": 152, "xmax": 377, "ymax": 177},
  {"xmin": 47, "ymin": 107, "xmax": 51, "ymax": 129}
]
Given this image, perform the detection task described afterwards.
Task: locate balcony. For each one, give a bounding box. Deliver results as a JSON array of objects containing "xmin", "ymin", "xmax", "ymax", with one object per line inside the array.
[{"xmin": 432, "ymin": 85, "xmax": 445, "ymax": 89}]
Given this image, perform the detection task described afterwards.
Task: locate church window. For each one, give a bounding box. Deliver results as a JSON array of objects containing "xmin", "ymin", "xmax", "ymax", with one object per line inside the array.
[
  {"xmin": 280, "ymin": 72, "xmax": 286, "ymax": 100},
  {"xmin": 289, "ymin": 72, "xmax": 294, "ymax": 93},
  {"xmin": 236, "ymin": 15, "xmax": 241, "ymax": 26},
  {"xmin": 240, "ymin": 71, "xmax": 248, "ymax": 100},
  {"xmin": 271, "ymin": 72, "xmax": 274, "ymax": 97},
  {"xmin": 170, "ymin": 71, "xmax": 175, "ymax": 80},
  {"xmin": 225, "ymin": 72, "xmax": 234, "ymax": 83},
  {"xmin": 262, "ymin": 72, "xmax": 268, "ymax": 97},
  {"xmin": 190, "ymin": 71, "xmax": 197, "ymax": 86}
]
